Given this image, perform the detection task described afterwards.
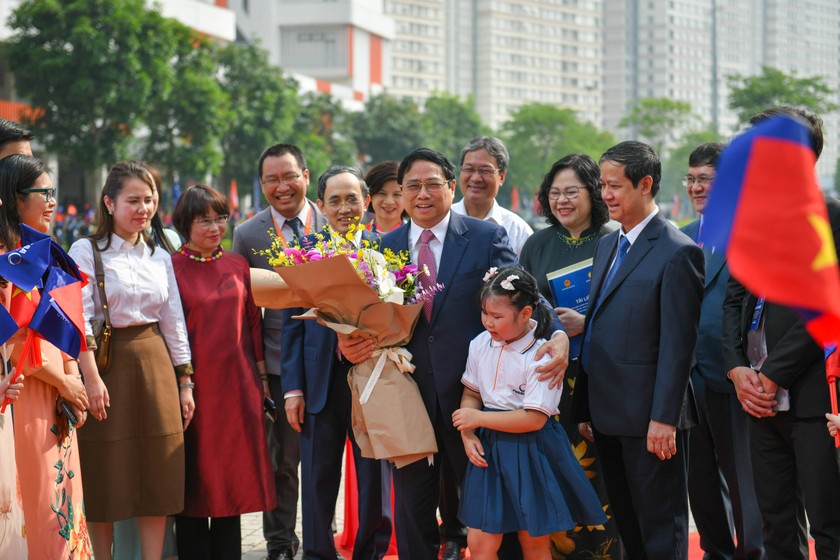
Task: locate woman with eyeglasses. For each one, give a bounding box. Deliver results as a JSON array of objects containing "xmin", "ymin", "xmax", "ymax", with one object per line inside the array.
[
  {"xmin": 0, "ymin": 154, "xmax": 92, "ymax": 559},
  {"xmin": 68, "ymin": 161, "xmax": 194, "ymax": 560},
  {"xmin": 364, "ymin": 161, "xmax": 406, "ymax": 233},
  {"xmin": 170, "ymin": 184, "xmax": 274, "ymax": 559},
  {"xmin": 519, "ymin": 154, "xmax": 622, "ymax": 560}
]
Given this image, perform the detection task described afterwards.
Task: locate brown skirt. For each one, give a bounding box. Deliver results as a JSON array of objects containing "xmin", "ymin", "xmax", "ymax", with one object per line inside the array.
[{"xmin": 78, "ymin": 323, "xmax": 185, "ymax": 522}]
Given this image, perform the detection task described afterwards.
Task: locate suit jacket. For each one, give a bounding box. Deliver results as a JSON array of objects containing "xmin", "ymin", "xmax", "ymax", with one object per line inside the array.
[
  {"xmin": 280, "ymin": 229, "xmax": 378, "ymax": 415},
  {"xmin": 681, "ymin": 219, "xmax": 732, "ymax": 394},
  {"xmin": 580, "ymin": 212, "xmax": 704, "ymax": 436},
  {"xmin": 721, "ymin": 197, "xmax": 840, "ymax": 419},
  {"xmin": 231, "ymin": 201, "xmax": 327, "ymax": 376},
  {"xmin": 380, "ymin": 212, "xmax": 519, "ymax": 420}
]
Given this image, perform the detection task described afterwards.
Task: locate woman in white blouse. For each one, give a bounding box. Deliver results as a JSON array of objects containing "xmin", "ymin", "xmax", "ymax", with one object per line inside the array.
[{"xmin": 69, "ymin": 161, "xmax": 195, "ymax": 560}]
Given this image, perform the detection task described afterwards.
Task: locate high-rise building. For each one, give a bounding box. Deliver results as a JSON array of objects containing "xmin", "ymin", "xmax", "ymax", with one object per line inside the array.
[{"xmin": 603, "ymin": 0, "xmax": 840, "ymax": 183}]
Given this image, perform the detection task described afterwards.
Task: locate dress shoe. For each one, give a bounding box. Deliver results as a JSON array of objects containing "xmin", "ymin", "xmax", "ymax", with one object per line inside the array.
[
  {"xmin": 439, "ymin": 541, "xmax": 465, "ymax": 560},
  {"xmin": 267, "ymin": 550, "xmax": 295, "ymax": 560}
]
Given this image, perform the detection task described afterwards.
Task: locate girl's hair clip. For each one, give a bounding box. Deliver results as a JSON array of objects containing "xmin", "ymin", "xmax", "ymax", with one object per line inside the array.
[
  {"xmin": 482, "ymin": 267, "xmax": 499, "ymax": 282},
  {"xmin": 500, "ymin": 274, "xmax": 519, "ymax": 291}
]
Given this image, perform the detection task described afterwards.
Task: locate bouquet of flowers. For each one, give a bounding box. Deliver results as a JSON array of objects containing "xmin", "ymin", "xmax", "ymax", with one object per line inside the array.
[{"xmin": 251, "ymin": 223, "xmax": 442, "ymax": 468}]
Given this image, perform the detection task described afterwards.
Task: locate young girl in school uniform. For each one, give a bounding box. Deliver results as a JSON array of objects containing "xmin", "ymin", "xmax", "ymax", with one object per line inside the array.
[{"xmin": 452, "ymin": 267, "xmax": 606, "ymax": 560}]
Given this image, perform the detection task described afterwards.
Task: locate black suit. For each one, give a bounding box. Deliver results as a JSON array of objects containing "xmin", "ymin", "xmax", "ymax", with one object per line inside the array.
[
  {"xmin": 681, "ymin": 220, "xmax": 765, "ymax": 560},
  {"xmin": 578, "ymin": 211, "xmax": 704, "ymax": 560},
  {"xmin": 721, "ymin": 198, "xmax": 840, "ymax": 560}
]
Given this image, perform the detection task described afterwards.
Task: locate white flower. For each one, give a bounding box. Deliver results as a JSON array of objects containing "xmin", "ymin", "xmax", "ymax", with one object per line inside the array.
[
  {"xmin": 500, "ymin": 274, "xmax": 519, "ymax": 291},
  {"xmin": 483, "ymin": 267, "xmax": 499, "ymax": 282}
]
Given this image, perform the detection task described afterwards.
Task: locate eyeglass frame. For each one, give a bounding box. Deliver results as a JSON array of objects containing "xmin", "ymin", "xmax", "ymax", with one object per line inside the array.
[
  {"xmin": 21, "ymin": 187, "xmax": 56, "ymax": 202},
  {"xmin": 460, "ymin": 165, "xmax": 500, "ymax": 177},
  {"xmin": 402, "ymin": 178, "xmax": 453, "ymax": 194},
  {"xmin": 193, "ymin": 214, "xmax": 229, "ymax": 229},
  {"xmin": 261, "ymin": 174, "xmax": 303, "ymax": 188},
  {"xmin": 681, "ymin": 174, "xmax": 715, "ymax": 188},
  {"xmin": 547, "ymin": 186, "xmax": 588, "ymax": 201},
  {"xmin": 324, "ymin": 195, "xmax": 365, "ymax": 210}
]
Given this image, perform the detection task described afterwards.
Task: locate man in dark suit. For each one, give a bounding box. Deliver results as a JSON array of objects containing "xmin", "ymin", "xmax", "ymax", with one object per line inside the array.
[
  {"xmin": 232, "ymin": 143, "xmax": 327, "ymax": 560},
  {"xmin": 721, "ymin": 106, "xmax": 840, "ymax": 560},
  {"xmin": 282, "ymin": 166, "xmax": 392, "ymax": 560},
  {"xmin": 578, "ymin": 141, "xmax": 704, "ymax": 560},
  {"xmin": 681, "ymin": 143, "xmax": 765, "ymax": 560},
  {"xmin": 338, "ymin": 148, "xmax": 570, "ymax": 560}
]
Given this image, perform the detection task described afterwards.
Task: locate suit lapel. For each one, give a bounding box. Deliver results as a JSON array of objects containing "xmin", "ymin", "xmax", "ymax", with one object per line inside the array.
[
  {"xmin": 431, "ymin": 214, "xmax": 469, "ymax": 325},
  {"xmin": 597, "ymin": 215, "xmax": 664, "ymax": 307},
  {"xmin": 703, "ymin": 250, "xmax": 726, "ymax": 288},
  {"xmin": 257, "ymin": 209, "xmax": 275, "ymax": 251},
  {"xmin": 589, "ymin": 230, "xmax": 618, "ymax": 304}
]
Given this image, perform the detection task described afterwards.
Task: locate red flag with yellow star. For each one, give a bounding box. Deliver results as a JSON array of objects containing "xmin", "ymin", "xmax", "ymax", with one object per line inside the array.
[{"xmin": 699, "ymin": 114, "xmax": 840, "ymax": 346}]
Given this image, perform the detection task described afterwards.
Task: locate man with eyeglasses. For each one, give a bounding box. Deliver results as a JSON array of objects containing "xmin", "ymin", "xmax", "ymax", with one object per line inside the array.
[
  {"xmin": 680, "ymin": 143, "xmax": 766, "ymax": 560},
  {"xmin": 232, "ymin": 143, "xmax": 327, "ymax": 560},
  {"xmin": 452, "ymin": 136, "xmax": 532, "ymax": 255},
  {"xmin": 338, "ymin": 148, "xmax": 570, "ymax": 560},
  {"xmin": 280, "ymin": 166, "xmax": 392, "ymax": 560}
]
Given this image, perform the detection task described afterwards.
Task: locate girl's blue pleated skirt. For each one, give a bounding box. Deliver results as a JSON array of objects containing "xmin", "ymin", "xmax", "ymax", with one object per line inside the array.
[{"xmin": 458, "ymin": 413, "xmax": 607, "ymax": 536}]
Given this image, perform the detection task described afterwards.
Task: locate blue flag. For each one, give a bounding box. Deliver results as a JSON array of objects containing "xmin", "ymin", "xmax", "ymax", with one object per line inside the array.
[
  {"xmin": 28, "ymin": 267, "xmax": 85, "ymax": 357},
  {"xmin": 0, "ymin": 237, "xmax": 51, "ymax": 292}
]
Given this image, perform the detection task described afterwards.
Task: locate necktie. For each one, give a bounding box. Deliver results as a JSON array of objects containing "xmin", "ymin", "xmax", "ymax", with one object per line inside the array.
[
  {"xmin": 601, "ymin": 235, "xmax": 630, "ymax": 294},
  {"xmin": 417, "ymin": 229, "xmax": 437, "ymax": 322},
  {"xmin": 287, "ymin": 217, "xmax": 304, "ymax": 239}
]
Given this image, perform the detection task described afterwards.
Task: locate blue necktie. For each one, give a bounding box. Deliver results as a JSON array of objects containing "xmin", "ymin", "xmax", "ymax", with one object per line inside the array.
[{"xmin": 581, "ymin": 236, "xmax": 630, "ymax": 369}]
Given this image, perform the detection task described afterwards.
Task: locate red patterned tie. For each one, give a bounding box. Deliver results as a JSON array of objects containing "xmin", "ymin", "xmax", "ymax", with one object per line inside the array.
[{"xmin": 418, "ymin": 229, "xmax": 437, "ymax": 321}]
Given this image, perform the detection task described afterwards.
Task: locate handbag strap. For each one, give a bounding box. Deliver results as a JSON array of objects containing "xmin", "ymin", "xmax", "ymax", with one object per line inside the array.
[{"xmin": 88, "ymin": 238, "xmax": 111, "ymax": 329}]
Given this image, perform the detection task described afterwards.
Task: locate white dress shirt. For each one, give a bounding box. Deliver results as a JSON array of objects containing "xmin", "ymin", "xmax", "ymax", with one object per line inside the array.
[
  {"xmin": 69, "ymin": 234, "xmax": 191, "ymax": 366},
  {"xmin": 408, "ymin": 211, "xmax": 452, "ymax": 271},
  {"xmin": 610, "ymin": 206, "xmax": 660, "ymax": 268},
  {"xmin": 270, "ymin": 203, "xmax": 312, "ymax": 238},
  {"xmin": 452, "ymin": 199, "xmax": 533, "ymax": 255}
]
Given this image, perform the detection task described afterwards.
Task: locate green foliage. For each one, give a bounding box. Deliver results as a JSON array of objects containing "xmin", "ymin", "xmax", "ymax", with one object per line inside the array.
[
  {"xmin": 216, "ymin": 41, "xmax": 300, "ymax": 190},
  {"xmin": 421, "ymin": 92, "xmax": 490, "ymax": 165},
  {"xmin": 351, "ymin": 94, "xmax": 426, "ymax": 164},
  {"xmin": 619, "ymin": 98, "xmax": 696, "ymax": 154},
  {"xmin": 726, "ymin": 66, "xmax": 838, "ymax": 127},
  {"xmin": 293, "ymin": 92, "xmax": 358, "ymax": 196},
  {"xmin": 141, "ymin": 24, "xmax": 229, "ymax": 187},
  {"xmin": 501, "ymin": 103, "xmax": 615, "ymax": 198},
  {"xmin": 7, "ymin": 0, "xmax": 179, "ymax": 171}
]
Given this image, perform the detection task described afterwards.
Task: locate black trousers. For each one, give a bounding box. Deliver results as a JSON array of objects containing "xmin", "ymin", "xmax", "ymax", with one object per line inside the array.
[{"xmin": 175, "ymin": 515, "xmax": 240, "ymax": 560}]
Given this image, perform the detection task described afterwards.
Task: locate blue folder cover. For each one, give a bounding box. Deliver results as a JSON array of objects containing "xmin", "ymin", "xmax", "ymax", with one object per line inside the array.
[{"xmin": 547, "ymin": 258, "xmax": 593, "ymax": 359}]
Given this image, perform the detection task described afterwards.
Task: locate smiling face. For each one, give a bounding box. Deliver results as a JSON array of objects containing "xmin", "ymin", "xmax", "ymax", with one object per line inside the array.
[
  {"xmin": 105, "ymin": 178, "xmax": 155, "ymax": 241},
  {"xmin": 685, "ymin": 164, "xmax": 716, "ymax": 214},
  {"xmin": 548, "ymin": 168, "xmax": 592, "ymax": 237},
  {"xmin": 189, "ymin": 208, "xmax": 227, "ymax": 254},
  {"xmin": 481, "ymin": 294, "xmax": 532, "ymax": 343},
  {"xmin": 316, "ymin": 172, "xmax": 370, "ymax": 235},
  {"xmin": 16, "ymin": 172, "xmax": 55, "ymax": 232},
  {"xmin": 261, "ymin": 152, "xmax": 309, "ymax": 218},
  {"xmin": 402, "ymin": 160, "xmax": 456, "ymax": 229},
  {"xmin": 459, "ymin": 148, "xmax": 505, "ymax": 214},
  {"xmin": 599, "ymin": 159, "xmax": 653, "ymax": 232},
  {"xmin": 371, "ymin": 180, "xmax": 404, "ymax": 230}
]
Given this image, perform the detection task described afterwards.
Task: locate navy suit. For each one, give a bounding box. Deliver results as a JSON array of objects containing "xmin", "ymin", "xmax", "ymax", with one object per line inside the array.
[
  {"xmin": 380, "ymin": 213, "xmax": 520, "ymax": 560},
  {"xmin": 681, "ymin": 219, "xmax": 764, "ymax": 560},
  {"xmin": 578, "ymin": 211, "xmax": 704, "ymax": 560},
  {"xmin": 281, "ymin": 229, "xmax": 392, "ymax": 560}
]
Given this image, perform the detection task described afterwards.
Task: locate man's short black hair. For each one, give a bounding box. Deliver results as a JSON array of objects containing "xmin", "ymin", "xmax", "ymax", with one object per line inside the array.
[
  {"xmin": 316, "ymin": 165, "xmax": 368, "ymax": 201},
  {"xmin": 688, "ymin": 143, "xmax": 725, "ymax": 169},
  {"xmin": 257, "ymin": 143, "xmax": 307, "ymax": 179},
  {"xmin": 599, "ymin": 141, "xmax": 662, "ymax": 197},
  {"xmin": 397, "ymin": 148, "xmax": 456, "ymax": 184},
  {"xmin": 749, "ymin": 106, "xmax": 823, "ymax": 160},
  {"xmin": 0, "ymin": 118, "xmax": 33, "ymax": 147}
]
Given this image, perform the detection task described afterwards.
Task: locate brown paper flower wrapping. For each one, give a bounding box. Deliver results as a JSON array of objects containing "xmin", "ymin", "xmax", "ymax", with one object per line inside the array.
[{"xmin": 251, "ymin": 255, "xmax": 438, "ymax": 467}]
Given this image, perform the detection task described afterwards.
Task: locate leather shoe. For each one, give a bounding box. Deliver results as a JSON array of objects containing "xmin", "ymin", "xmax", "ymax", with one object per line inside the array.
[
  {"xmin": 439, "ymin": 541, "xmax": 465, "ymax": 560},
  {"xmin": 267, "ymin": 551, "xmax": 294, "ymax": 560}
]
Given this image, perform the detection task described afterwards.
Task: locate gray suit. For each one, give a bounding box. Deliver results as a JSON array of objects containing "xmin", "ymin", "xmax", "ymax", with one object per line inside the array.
[{"xmin": 232, "ymin": 202, "xmax": 326, "ymax": 557}]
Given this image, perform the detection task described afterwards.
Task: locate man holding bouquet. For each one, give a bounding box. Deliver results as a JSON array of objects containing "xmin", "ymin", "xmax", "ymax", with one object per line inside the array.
[
  {"xmin": 281, "ymin": 166, "xmax": 393, "ymax": 560},
  {"xmin": 339, "ymin": 148, "xmax": 570, "ymax": 560}
]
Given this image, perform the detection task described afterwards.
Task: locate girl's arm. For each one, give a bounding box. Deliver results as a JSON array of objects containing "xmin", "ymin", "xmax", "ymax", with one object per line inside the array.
[
  {"xmin": 454, "ymin": 387, "xmax": 488, "ymax": 468},
  {"xmin": 453, "ymin": 404, "xmax": 549, "ymax": 434}
]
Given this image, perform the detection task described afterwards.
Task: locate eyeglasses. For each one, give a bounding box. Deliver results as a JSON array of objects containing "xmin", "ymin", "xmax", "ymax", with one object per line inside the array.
[
  {"xmin": 461, "ymin": 165, "xmax": 499, "ymax": 177},
  {"xmin": 547, "ymin": 186, "xmax": 585, "ymax": 200},
  {"xmin": 21, "ymin": 187, "xmax": 56, "ymax": 202},
  {"xmin": 681, "ymin": 175, "xmax": 714, "ymax": 188},
  {"xmin": 194, "ymin": 215, "xmax": 229, "ymax": 229},
  {"xmin": 325, "ymin": 196, "xmax": 363, "ymax": 210},
  {"xmin": 262, "ymin": 174, "xmax": 302, "ymax": 188},
  {"xmin": 402, "ymin": 179, "xmax": 449, "ymax": 194}
]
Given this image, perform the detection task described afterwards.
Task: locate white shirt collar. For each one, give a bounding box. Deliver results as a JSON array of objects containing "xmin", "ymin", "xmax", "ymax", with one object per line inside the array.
[
  {"xmin": 409, "ymin": 211, "xmax": 452, "ymax": 247},
  {"xmin": 269, "ymin": 202, "xmax": 310, "ymax": 230},
  {"xmin": 621, "ymin": 206, "xmax": 659, "ymax": 246},
  {"xmin": 452, "ymin": 199, "xmax": 503, "ymax": 224},
  {"xmin": 488, "ymin": 320, "xmax": 540, "ymax": 353}
]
